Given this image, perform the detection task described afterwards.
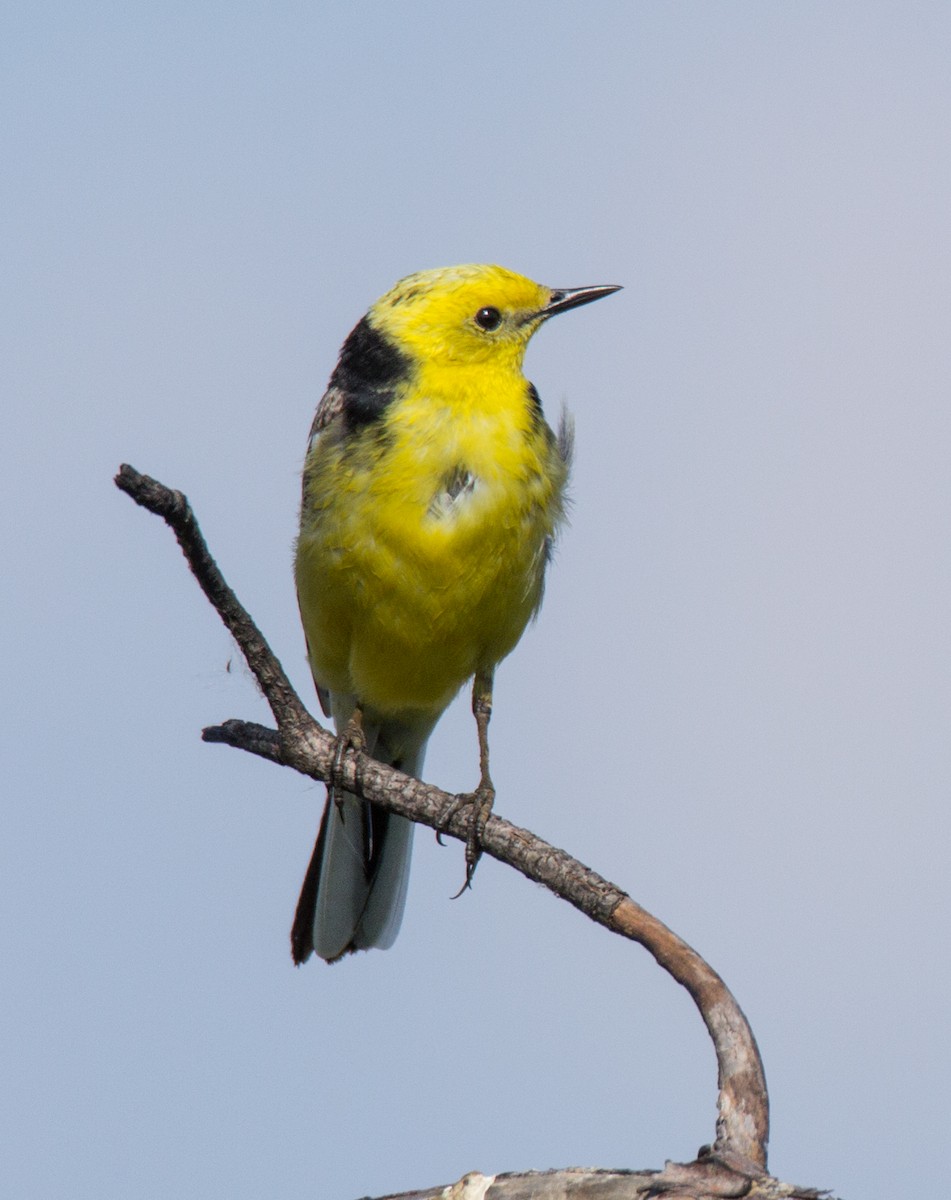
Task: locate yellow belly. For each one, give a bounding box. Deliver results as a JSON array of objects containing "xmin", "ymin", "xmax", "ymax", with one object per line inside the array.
[{"xmin": 296, "ymin": 384, "xmax": 566, "ymax": 719}]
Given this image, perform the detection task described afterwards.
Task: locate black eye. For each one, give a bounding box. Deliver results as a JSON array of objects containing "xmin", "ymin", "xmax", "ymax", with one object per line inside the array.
[{"xmin": 474, "ymin": 306, "xmax": 502, "ymax": 331}]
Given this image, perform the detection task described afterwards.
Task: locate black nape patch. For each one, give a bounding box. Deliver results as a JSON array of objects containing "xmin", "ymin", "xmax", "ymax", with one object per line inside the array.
[
  {"xmin": 330, "ymin": 316, "xmax": 411, "ymax": 431},
  {"xmin": 333, "ymin": 316, "xmax": 407, "ymax": 387}
]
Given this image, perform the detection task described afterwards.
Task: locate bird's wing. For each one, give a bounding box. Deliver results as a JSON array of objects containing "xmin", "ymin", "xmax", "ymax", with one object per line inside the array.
[{"xmin": 305, "ymin": 384, "xmax": 347, "ymax": 455}]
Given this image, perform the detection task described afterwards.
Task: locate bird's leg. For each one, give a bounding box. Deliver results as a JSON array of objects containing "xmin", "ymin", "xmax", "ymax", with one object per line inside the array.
[
  {"xmin": 329, "ymin": 705, "xmax": 366, "ymax": 815},
  {"xmin": 436, "ymin": 669, "xmax": 496, "ymax": 893},
  {"xmin": 463, "ymin": 668, "xmax": 497, "ymax": 885}
]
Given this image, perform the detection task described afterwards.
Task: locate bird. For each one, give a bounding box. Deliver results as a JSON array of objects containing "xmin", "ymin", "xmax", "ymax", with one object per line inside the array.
[{"xmin": 290, "ymin": 263, "xmax": 620, "ymax": 964}]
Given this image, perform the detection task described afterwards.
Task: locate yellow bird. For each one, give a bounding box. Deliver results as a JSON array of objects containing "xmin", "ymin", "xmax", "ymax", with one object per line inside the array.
[{"xmin": 291, "ymin": 264, "xmax": 620, "ymax": 964}]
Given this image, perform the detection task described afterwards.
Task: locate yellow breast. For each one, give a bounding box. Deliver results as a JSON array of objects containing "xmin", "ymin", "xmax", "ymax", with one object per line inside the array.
[{"xmin": 296, "ymin": 362, "xmax": 567, "ymax": 719}]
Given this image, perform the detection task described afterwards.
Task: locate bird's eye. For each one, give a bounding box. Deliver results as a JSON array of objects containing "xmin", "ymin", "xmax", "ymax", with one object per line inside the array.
[{"xmin": 474, "ymin": 306, "xmax": 502, "ymax": 331}]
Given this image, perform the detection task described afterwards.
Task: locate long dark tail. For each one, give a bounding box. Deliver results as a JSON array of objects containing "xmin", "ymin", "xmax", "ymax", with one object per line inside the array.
[{"xmin": 291, "ymin": 733, "xmax": 426, "ymax": 964}]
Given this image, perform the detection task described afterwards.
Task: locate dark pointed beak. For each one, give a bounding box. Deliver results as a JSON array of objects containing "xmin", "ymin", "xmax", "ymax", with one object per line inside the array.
[{"xmin": 541, "ymin": 283, "xmax": 622, "ymax": 319}]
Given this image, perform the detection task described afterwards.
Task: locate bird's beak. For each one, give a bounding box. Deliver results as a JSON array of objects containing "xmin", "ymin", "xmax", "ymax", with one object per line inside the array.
[{"xmin": 540, "ymin": 283, "xmax": 622, "ymax": 320}]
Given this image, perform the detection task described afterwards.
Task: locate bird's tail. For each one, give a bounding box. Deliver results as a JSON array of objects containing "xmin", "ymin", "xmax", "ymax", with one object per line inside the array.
[{"xmin": 291, "ymin": 708, "xmax": 433, "ymax": 964}]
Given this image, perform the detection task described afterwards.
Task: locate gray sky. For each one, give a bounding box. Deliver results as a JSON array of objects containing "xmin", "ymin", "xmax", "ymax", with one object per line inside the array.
[{"xmin": 5, "ymin": 4, "xmax": 950, "ymax": 1197}]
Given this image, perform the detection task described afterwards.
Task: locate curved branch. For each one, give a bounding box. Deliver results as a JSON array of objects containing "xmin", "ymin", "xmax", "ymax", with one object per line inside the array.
[
  {"xmin": 204, "ymin": 714, "xmax": 769, "ymax": 1174},
  {"xmin": 116, "ymin": 463, "xmax": 776, "ymax": 1186}
]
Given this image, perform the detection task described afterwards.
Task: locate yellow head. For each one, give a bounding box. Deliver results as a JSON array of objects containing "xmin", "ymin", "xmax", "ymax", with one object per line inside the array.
[{"xmin": 366, "ymin": 263, "xmax": 620, "ymax": 370}]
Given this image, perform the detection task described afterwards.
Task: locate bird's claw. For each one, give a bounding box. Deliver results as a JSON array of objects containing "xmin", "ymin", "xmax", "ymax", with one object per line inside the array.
[
  {"xmin": 328, "ymin": 714, "xmax": 366, "ymax": 813},
  {"xmin": 436, "ymin": 782, "xmax": 495, "ymax": 897}
]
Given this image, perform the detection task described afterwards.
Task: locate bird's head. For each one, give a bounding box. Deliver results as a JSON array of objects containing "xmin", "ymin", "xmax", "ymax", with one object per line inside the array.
[{"xmin": 367, "ymin": 264, "xmax": 620, "ymax": 370}]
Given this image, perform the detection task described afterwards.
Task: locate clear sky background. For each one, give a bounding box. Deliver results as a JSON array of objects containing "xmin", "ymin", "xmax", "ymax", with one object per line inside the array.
[{"xmin": 4, "ymin": 4, "xmax": 949, "ymax": 1198}]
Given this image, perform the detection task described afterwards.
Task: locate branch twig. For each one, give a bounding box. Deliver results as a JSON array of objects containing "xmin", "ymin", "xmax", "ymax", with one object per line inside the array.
[
  {"xmin": 115, "ymin": 463, "xmax": 824, "ymax": 1198},
  {"xmin": 115, "ymin": 464, "xmax": 312, "ymax": 737}
]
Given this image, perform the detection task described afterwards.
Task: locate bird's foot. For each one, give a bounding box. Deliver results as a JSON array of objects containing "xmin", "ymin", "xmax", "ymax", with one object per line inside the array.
[
  {"xmin": 436, "ymin": 781, "xmax": 496, "ymax": 897},
  {"xmin": 328, "ymin": 710, "xmax": 366, "ymax": 812}
]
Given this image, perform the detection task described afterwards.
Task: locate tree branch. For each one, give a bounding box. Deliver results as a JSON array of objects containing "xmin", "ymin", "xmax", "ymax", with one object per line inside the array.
[
  {"xmin": 115, "ymin": 464, "xmax": 313, "ymax": 738},
  {"xmin": 115, "ymin": 464, "xmax": 829, "ymax": 1200}
]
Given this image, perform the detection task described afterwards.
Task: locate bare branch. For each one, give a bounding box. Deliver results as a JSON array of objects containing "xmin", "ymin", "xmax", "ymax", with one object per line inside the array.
[
  {"xmin": 116, "ymin": 464, "xmax": 830, "ymax": 1199},
  {"xmin": 115, "ymin": 464, "xmax": 312, "ymax": 736},
  {"xmin": 206, "ymin": 710, "xmax": 769, "ymax": 1169}
]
